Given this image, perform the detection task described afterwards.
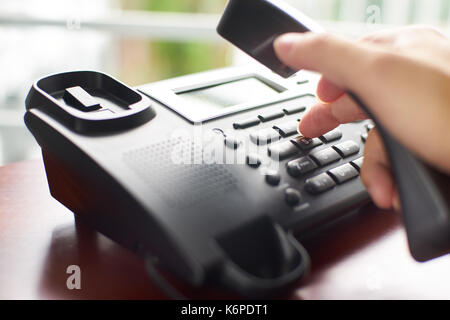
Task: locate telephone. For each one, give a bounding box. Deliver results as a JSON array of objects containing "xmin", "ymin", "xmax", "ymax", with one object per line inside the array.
[{"xmin": 24, "ymin": 0, "xmax": 449, "ymax": 299}]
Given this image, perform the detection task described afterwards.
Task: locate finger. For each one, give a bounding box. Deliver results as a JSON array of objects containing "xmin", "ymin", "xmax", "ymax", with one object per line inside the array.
[
  {"xmin": 360, "ymin": 129, "xmax": 396, "ymax": 210},
  {"xmin": 274, "ymin": 32, "xmax": 373, "ymax": 90},
  {"xmin": 314, "ymin": 30, "xmax": 399, "ymax": 104},
  {"xmin": 316, "ymin": 77, "xmax": 345, "ymax": 103},
  {"xmin": 299, "ymin": 94, "xmax": 368, "ymax": 137},
  {"xmin": 314, "ymin": 27, "xmax": 433, "ymax": 104},
  {"xmin": 298, "ymin": 103, "xmax": 339, "ymax": 138}
]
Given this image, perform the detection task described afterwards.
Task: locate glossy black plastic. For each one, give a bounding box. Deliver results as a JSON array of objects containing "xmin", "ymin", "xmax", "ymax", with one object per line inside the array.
[
  {"xmin": 25, "ymin": 71, "xmax": 155, "ymax": 134},
  {"xmin": 218, "ymin": 0, "xmax": 323, "ymax": 78}
]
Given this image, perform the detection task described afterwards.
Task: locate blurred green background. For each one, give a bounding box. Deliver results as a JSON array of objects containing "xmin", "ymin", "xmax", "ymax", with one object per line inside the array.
[{"xmin": 118, "ymin": 0, "xmax": 230, "ymax": 85}]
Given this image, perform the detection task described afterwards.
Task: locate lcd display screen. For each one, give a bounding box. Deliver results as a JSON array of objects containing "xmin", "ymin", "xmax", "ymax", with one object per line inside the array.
[{"xmin": 176, "ymin": 77, "xmax": 282, "ymax": 112}]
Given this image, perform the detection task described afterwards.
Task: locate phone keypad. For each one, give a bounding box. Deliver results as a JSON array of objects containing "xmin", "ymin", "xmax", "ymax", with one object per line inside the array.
[{"xmin": 232, "ymin": 97, "xmax": 367, "ymax": 207}]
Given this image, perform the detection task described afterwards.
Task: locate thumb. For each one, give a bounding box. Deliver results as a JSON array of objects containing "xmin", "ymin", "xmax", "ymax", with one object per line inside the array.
[{"xmin": 274, "ymin": 33, "xmax": 373, "ymax": 91}]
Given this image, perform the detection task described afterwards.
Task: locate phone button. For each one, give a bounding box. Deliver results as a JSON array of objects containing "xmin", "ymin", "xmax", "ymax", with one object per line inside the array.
[
  {"xmin": 233, "ymin": 118, "xmax": 260, "ymax": 129},
  {"xmin": 328, "ymin": 163, "xmax": 359, "ymax": 184},
  {"xmin": 258, "ymin": 110, "xmax": 285, "ymax": 122},
  {"xmin": 265, "ymin": 170, "xmax": 281, "ymax": 186},
  {"xmin": 285, "ymin": 188, "xmax": 302, "ymax": 206},
  {"xmin": 305, "ymin": 173, "xmax": 336, "ymax": 195}
]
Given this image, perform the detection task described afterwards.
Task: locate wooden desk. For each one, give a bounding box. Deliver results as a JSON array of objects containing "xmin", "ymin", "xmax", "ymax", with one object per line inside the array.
[{"xmin": 0, "ymin": 160, "xmax": 449, "ymax": 300}]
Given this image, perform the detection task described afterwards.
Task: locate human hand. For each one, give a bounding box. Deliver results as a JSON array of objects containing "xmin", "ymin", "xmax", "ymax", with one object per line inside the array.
[{"xmin": 274, "ymin": 26, "xmax": 450, "ymax": 210}]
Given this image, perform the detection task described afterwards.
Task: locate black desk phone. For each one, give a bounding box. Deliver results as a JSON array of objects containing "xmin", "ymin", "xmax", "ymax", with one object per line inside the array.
[{"xmin": 24, "ymin": 0, "xmax": 449, "ymax": 298}]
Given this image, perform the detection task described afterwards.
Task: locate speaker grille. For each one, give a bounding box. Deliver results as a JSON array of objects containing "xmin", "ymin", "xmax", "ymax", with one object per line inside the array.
[{"xmin": 123, "ymin": 137, "xmax": 238, "ymax": 208}]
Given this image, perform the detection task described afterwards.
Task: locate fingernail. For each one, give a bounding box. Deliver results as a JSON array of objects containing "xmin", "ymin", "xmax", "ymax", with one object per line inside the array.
[
  {"xmin": 297, "ymin": 114, "xmax": 314, "ymax": 138},
  {"xmin": 274, "ymin": 33, "xmax": 302, "ymax": 55},
  {"xmin": 393, "ymin": 195, "xmax": 402, "ymax": 213}
]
